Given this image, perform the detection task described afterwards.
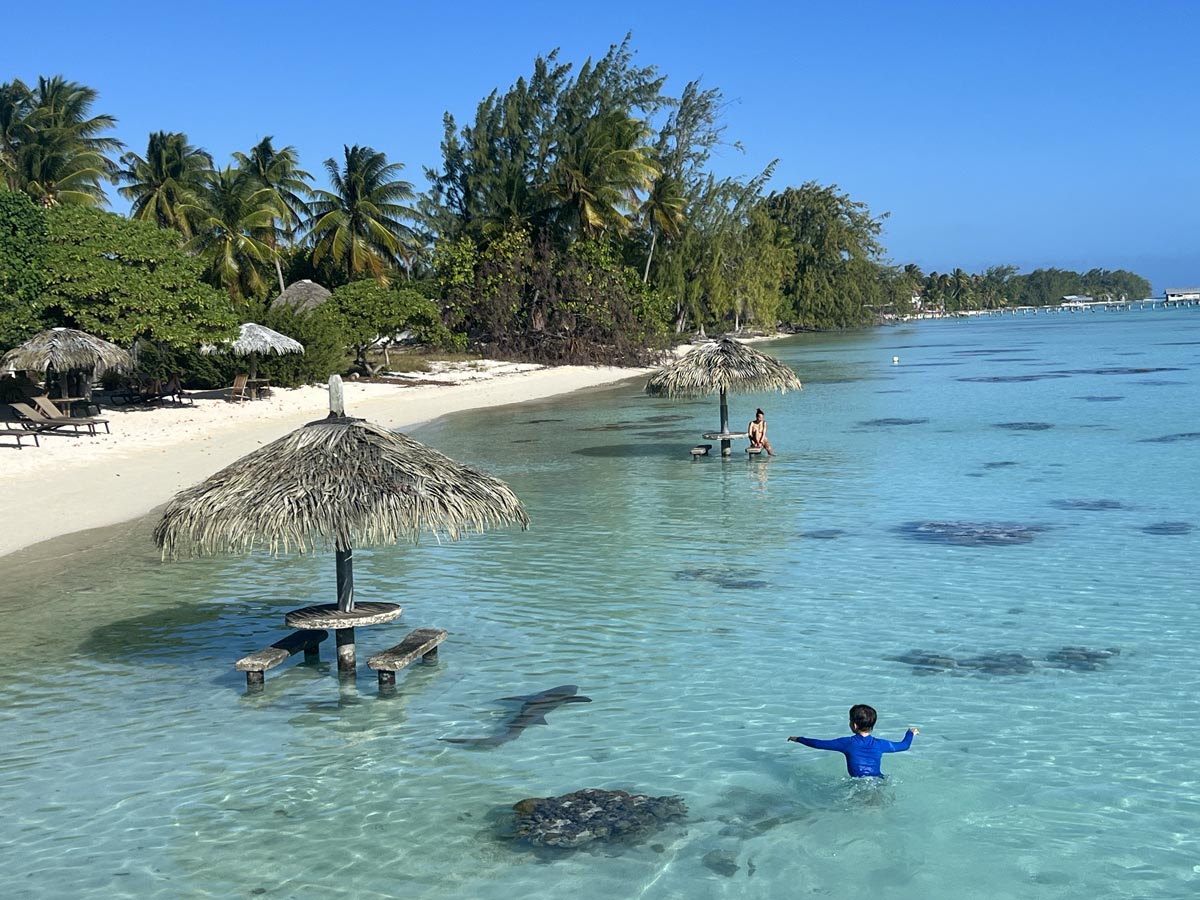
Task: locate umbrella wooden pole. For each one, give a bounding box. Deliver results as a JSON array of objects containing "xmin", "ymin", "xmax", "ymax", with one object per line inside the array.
[
  {"xmin": 719, "ymin": 389, "xmax": 731, "ymax": 456},
  {"xmin": 335, "ymin": 547, "xmax": 357, "ymax": 672}
]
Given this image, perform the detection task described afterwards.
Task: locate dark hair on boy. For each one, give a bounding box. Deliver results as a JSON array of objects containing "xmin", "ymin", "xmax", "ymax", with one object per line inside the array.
[{"xmin": 849, "ymin": 704, "xmax": 877, "ymax": 731}]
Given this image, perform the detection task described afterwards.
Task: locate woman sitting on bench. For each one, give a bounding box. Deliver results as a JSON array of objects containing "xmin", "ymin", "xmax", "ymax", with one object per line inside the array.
[{"xmin": 747, "ymin": 408, "xmax": 776, "ymax": 456}]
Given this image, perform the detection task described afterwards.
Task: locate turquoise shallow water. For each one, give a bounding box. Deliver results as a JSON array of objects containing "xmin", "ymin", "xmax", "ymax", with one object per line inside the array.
[{"xmin": 2, "ymin": 308, "xmax": 1199, "ymax": 899}]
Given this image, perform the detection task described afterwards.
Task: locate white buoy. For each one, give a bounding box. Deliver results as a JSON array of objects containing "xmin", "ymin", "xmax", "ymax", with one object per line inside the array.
[{"xmin": 892, "ymin": 356, "xmax": 899, "ymax": 365}]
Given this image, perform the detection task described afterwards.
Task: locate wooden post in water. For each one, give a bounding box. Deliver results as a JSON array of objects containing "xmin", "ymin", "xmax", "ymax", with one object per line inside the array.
[
  {"xmin": 335, "ymin": 546, "xmax": 356, "ymax": 673},
  {"xmin": 331, "ymin": 375, "xmax": 357, "ymax": 674},
  {"xmin": 719, "ymin": 388, "xmax": 732, "ymax": 456}
]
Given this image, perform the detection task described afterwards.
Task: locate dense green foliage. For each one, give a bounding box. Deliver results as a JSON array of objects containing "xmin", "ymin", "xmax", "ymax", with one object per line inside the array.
[
  {"xmin": 1, "ymin": 49, "xmax": 1156, "ymax": 373},
  {"xmin": 912, "ymin": 265, "xmax": 1153, "ymax": 314},
  {"xmin": 0, "ymin": 189, "xmax": 48, "ymax": 346},
  {"xmin": 327, "ymin": 281, "xmax": 449, "ymax": 370},
  {"xmin": 38, "ymin": 206, "xmax": 236, "ymax": 346}
]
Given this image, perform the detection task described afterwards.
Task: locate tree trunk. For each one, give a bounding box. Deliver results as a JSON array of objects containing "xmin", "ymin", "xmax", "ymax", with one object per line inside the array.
[{"xmin": 642, "ymin": 228, "xmax": 658, "ymax": 284}]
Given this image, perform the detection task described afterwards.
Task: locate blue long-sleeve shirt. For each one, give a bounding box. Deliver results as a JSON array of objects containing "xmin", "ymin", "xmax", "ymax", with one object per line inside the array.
[{"xmin": 794, "ymin": 731, "xmax": 913, "ymax": 777}]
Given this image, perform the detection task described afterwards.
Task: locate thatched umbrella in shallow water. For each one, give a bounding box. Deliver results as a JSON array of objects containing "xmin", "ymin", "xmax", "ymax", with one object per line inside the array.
[
  {"xmin": 153, "ymin": 376, "xmax": 528, "ymax": 673},
  {"xmin": 201, "ymin": 322, "xmax": 304, "ymax": 380},
  {"xmin": 645, "ymin": 337, "xmax": 803, "ymax": 456},
  {"xmin": 1, "ymin": 327, "xmax": 132, "ymax": 398}
]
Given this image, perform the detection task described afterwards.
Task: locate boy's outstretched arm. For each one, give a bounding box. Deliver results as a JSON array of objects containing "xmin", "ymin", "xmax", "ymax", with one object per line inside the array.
[{"xmin": 788, "ymin": 735, "xmax": 848, "ymax": 750}]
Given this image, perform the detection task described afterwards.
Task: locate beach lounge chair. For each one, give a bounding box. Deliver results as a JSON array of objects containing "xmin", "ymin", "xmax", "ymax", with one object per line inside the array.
[
  {"xmin": 10, "ymin": 402, "xmax": 110, "ymax": 436},
  {"xmin": 226, "ymin": 373, "xmax": 250, "ymax": 403},
  {"xmin": 32, "ymin": 396, "xmax": 67, "ymax": 418},
  {"xmin": 0, "ymin": 428, "xmax": 39, "ymax": 449}
]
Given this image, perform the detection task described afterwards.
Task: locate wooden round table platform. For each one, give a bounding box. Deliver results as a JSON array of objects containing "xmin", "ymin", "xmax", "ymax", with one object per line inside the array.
[
  {"xmin": 285, "ymin": 601, "xmax": 403, "ymax": 630},
  {"xmin": 702, "ymin": 431, "xmax": 749, "ymax": 441}
]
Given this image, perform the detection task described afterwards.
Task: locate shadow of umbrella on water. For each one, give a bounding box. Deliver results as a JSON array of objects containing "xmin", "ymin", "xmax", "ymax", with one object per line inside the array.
[
  {"xmin": 645, "ymin": 337, "xmax": 802, "ymax": 456},
  {"xmin": 153, "ymin": 376, "xmax": 529, "ymax": 675}
]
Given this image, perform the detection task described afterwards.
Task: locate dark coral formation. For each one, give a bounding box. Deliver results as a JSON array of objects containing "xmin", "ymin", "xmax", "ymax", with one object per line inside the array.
[
  {"xmin": 858, "ymin": 418, "xmax": 929, "ymax": 426},
  {"xmin": 1050, "ymin": 499, "xmax": 1127, "ymax": 511},
  {"xmin": 512, "ymin": 789, "xmax": 687, "ymax": 848},
  {"xmin": 895, "ymin": 521, "xmax": 1046, "ymax": 546},
  {"xmin": 1141, "ymin": 521, "xmax": 1194, "ymax": 535},
  {"xmin": 799, "ymin": 528, "xmax": 846, "ymax": 540},
  {"xmin": 1139, "ymin": 432, "xmax": 1200, "ymax": 444},
  {"xmin": 887, "ymin": 646, "xmax": 1120, "ymax": 676},
  {"xmin": 675, "ymin": 567, "xmax": 768, "ymax": 590},
  {"xmin": 993, "ymin": 422, "xmax": 1054, "ymax": 431},
  {"xmin": 1044, "ymin": 646, "xmax": 1121, "ymax": 672}
]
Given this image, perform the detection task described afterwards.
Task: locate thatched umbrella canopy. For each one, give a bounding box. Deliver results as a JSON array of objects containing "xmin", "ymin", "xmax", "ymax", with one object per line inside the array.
[
  {"xmin": 154, "ymin": 376, "xmax": 528, "ymax": 673},
  {"xmin": 271, "ymin": 279, "xmax": 331, "ymax": 314},
  {"xmin": 1, "ymin": 327, "xmax": 132, "ymax": 398},
  {"xmin": 201, "ymin": 322, "xmax": 304, "ymax": 379},
  {"xmin": 645, "ymin": 337, "xmax": 802, "ymax": 455}
]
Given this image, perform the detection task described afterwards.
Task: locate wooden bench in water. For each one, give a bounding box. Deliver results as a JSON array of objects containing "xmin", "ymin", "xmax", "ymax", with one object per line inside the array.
[
  {"xmin": 690, "ymin": 444, "xmax": 712, "ymax": 457},
  {"xmin": 367, "ymin": 628, "xmax": 448, "ymax": 689},
  {"xmin": 235, "ymin": 629, "xmax": 328, "ymax": 691}
]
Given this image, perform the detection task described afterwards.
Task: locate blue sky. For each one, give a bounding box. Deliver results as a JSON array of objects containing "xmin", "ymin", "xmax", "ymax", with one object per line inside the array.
[{"xmin": 7, "ymin": 0, "xmax": 1198, "ymax": 290}]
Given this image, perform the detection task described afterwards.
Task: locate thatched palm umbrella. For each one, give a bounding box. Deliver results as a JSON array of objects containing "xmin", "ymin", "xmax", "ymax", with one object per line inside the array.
[
  {"xmin": 270, "ymin": 279, "xmax": 332, "ymax": 314},
  {"xmin": 1, "ymin": 327, "xmax": 133, "ymax": 399},
  {"xmin": 202, "ymin": 322, "xmax": 304, "ymax": 380},
  {"xmin": 154, "ymin": 377, "xmax": 528, "ymax": 673},
  {"xmin": 645, "ymin": 337, "xmax": 803, "ymax": 456}
]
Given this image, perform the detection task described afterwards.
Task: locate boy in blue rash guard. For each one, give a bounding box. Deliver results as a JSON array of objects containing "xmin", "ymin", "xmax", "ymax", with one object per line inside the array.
[{"xmin": 787, "ymin": 704, "xmax": 918, "ymax": 777}]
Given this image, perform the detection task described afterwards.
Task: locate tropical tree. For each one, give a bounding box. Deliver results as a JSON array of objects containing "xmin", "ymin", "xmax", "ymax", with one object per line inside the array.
[
  {"xmin": 38, "ymin": 205, "xmax": 235, "ymax": 347},
  {"xmin": 639, "ymin": 172, "xmax": 686, "ymax": 282},
  {"xmin": 544, "ymin": 109, "xmax": 658, "ymax": 240},
  {"xmin": 117, "ymin": 131, "xmax": 212, "ymax": 237},
  {"xmin": 186, "ymin": 166, "xmax": 276, "ymax": 302},
  {"xmin": 233, "ymin": 137, "xmax": 312, "ymax": 293},
  {"xmin": 306, "ymin": 144, "xmax": 418, "ymax": 282},
  {"xmin": 0, "ymin": 76, "xmax": 121, "ymax": 207}
]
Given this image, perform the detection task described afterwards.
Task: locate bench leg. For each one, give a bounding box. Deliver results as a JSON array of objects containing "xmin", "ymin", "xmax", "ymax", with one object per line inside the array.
[
  {"xmin": 335, "ymin": 627, "xmax": 356, "ymax": 675},
  {"xmin": 422, "ymin": 646, "xmax": 439, "ymax": 661},
  {"xmin": 304, "ymin": 643, "xmax": 320, "ymax": 662},
  {"xmin": 378, "ymin": 670, "xmax": 397, "ymax": 690},
  {"xmin": 246, "ymin": 671, "xmax": 265, "ymax": 692}
]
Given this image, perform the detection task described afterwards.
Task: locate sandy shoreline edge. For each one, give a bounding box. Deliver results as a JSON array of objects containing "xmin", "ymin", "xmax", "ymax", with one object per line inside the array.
[{"xmin": 0, "ymin": 363, "xmax": 649, "ymax": 560}]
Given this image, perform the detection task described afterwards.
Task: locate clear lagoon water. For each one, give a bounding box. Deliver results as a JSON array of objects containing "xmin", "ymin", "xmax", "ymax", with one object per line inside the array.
[{"xmin": 2, "ymin": 308, "xmax": 1199, "ymax": 899}]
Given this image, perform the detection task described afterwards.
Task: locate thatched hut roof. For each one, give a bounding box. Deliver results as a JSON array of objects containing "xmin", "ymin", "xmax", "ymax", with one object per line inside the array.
[
  {"xmin": 201, "ymin": 323, "xmax": 304, "ymax": 358},
  {"xmin": 271, "ymin": 279, "xmax": 332, "ymax": 314},
  {"xmin": 644, "ymin": 337, "xmax": 802, "ymax": 399},
  {"xmin": 153, "ymin": 416, "xmax": 529, "ymax": 558},
  {"xmin": 1, "ymin": 327, "xmax": 132, "ymax": 376}
]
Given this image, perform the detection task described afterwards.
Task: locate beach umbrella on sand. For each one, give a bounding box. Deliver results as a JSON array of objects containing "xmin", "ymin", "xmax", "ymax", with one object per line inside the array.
[
  {"xmin": 153, "ymin": 376, "xmax": 528, "ymax": 674},
  {"xmin": 1, "ymin": 327, "xmax": 132, "ymax": 398},
  {"xmin": 645, "ymin": 337, "xmax": 802, "ymax": 456},
  {"xmin": 201, "ymin": 322, "xmax": 304, "ymax": 379}
]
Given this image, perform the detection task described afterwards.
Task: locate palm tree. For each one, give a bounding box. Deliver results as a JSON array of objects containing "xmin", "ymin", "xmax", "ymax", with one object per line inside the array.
[
  {"xmin": 186, "ymin": 166, "xmax": 277, "ymax": 302},
  {"xmin": 545, "ymin": 109, "xmax": 659, "ymax": 241},
  {"xmin": 305, "ymin": 144, "xmax": 418, "ymax": 282},
  {"xmin": 233, "ymin": 137, "xmax": 312, "ymax": 293},
  {"xmin": 117, "ymin": 131, "xmax": 212, "ymax": 237},
  {"xmin": 640, "ymin": 172, "xmax": 686, "ymax": 282},
  {"xmin": 0, "ymin": 79, "xmax": 32, "ymax": 191},
  {"xmin": 5, "ymin": 76, "xmax": 121, "ymax": 206}
]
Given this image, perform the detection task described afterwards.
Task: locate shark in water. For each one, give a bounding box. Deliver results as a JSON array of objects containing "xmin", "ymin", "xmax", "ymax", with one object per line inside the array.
[{"xmin": 441, "ymin": 684, "xmax": 592, "ymax": 747}]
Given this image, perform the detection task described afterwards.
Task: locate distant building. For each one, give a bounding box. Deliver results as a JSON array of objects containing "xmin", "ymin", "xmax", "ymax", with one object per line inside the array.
[
  {"xmin": 1164, "ymin": 287, "xmax": 1200, "ymax": 302},
  {"xmin": 1061, "ymin": 295, "xmax": 1093, "ymax": 305}
]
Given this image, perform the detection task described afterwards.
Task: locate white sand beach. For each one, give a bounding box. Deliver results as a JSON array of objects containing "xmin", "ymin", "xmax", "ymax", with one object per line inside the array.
[{"xmin": 0, "ymin": 361, "xmax": 647, "ymax": 559}]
